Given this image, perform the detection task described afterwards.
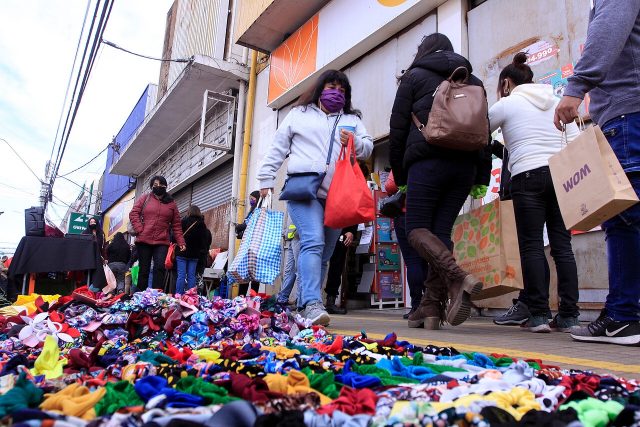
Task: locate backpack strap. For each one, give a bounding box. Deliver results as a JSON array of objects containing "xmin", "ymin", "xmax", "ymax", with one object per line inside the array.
[
  {"xmin": 411, "ymin": 112, "xmax": 426, "ymax": 130},
  {"xmin": 448, "ymin": 66, "xmax": 469, "ymax": 83}
]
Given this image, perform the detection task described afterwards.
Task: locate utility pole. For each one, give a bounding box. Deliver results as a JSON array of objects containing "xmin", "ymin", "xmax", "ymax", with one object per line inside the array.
[
  {"xmin": 40, "ymin": 161, "xmax": 53, "ymax": 208},
  {"xmin": 85, "ymin": 181, "xmax": 94, "ymax": 216}
]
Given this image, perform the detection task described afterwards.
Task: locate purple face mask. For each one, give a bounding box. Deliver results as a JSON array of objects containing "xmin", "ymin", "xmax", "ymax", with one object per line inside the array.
[{"xmin": 319, "ymin": 88, "xmax": 346, "ymax": 113}]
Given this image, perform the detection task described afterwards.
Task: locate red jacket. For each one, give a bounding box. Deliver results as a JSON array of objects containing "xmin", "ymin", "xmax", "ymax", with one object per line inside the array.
[{"xmin": 129, "ymin": 194, "xmax": 186, "ymax": 247}]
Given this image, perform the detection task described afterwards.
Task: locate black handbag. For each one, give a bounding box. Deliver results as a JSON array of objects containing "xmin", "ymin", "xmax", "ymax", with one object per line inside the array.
[
  {"xmin": 379, "ymin": 191, "xmax": 405, "ymax": 218},
  {"xmin": 279, "ymin": 114, "xmax": 342, "ymax": 201}
]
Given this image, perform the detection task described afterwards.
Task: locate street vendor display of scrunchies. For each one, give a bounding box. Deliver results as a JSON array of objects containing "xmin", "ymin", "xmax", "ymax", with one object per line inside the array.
[{"xmin": 0, "ymin": 288, "xmax": 638, "ymax": 426}]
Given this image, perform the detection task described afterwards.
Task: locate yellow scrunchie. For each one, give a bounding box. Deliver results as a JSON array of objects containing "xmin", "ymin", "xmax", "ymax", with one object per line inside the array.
[{"xmin": 31, "ymin": 336, "xmax": 66, "ymax": 379}]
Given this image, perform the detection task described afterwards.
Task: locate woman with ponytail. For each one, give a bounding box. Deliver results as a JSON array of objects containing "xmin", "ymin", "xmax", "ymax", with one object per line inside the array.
[{"xmin": 489, "ymin": 53, "xmax": 581, "ymax": 333}]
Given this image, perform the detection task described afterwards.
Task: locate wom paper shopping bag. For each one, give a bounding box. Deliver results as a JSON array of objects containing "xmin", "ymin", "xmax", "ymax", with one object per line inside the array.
[{"xmin": 549, "ymin": 125, "xmax": 638, "ymax": 231}]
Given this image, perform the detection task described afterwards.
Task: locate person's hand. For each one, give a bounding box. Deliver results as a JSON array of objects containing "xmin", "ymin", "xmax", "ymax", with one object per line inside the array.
[
  {"xmin": 179, "ymin": 245, "xmax": 187, "ymax": 252},
  {"xmin": 340, "ymin": 129, "xmax": 353, "ymax": 146},
  {"xmin": 343, "ymin": 232, "xmax": 354, "ymax": 246},
  {"xmin": 554, "ymin": 95, "xmax": 583, "ymax": 131},
  {"xmin": 259, "ymin": 188, "xmax": 272, "ymax": 198},
  {"xmin": 470, "ymin": 184, "xmax": 488, "ymax": 199}
]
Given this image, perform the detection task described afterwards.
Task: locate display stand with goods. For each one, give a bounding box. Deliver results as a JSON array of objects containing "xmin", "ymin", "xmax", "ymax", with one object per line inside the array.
[{"xmin": 369, "ymin": 187, "xmax": 405, "ymax": 309}]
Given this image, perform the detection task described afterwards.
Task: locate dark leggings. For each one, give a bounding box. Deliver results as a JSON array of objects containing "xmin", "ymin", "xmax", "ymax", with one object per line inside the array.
[
  {"xmin": 136, "ymin": 243, "xmax": 168, "ymax": 290},
  {"xmin": 405, "ymin": 157, "xmax": 476, "ymax": 249},
  {"xmin": 394, "ymin": 214, "xmax": 428, "ymax": 309}
]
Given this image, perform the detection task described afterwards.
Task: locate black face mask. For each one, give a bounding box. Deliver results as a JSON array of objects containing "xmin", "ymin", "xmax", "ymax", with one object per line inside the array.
[
  {"xmin": 152, "ymin": 187, "xmax": 166, "ymax": 196},
  {"xmin": 89, "ymin": 223, "xmax": 97, "ymax": 230}
]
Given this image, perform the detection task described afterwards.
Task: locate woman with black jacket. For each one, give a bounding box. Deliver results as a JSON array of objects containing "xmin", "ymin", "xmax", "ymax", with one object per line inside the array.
[
  {"xmin": 389, "ymin": 33, "xmax": 491, "ymax": 330},
  {"xmin": 175, "ymin": 205, "xmax": 209, "ymax": 294},
  {"xmin": 106, "ymin": 232, "xmax": 131, "ymax": 293}
]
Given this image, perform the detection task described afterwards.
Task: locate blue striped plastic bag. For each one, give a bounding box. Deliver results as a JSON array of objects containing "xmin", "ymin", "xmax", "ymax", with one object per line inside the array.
[{"xmin": 228, "ymin": 195, "xmax": 283, "ymax": 285}]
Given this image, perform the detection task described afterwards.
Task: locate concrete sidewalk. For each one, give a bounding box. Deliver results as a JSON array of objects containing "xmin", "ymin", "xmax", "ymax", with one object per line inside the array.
[{"xmin": 327, "ymin": 309, "xmax": 640, "ymax": 378}]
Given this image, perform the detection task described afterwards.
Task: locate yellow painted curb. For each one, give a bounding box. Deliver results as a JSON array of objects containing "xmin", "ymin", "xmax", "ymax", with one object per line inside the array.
[{"xmin": 329, "ymin": 328, "xmax": 640, "ymax": 375}]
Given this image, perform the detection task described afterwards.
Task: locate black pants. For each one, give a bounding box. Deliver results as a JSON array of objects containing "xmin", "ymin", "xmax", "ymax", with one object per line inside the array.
[
  {"xmin": 325, "ymin": 239, "xmax": 348, "ymax": 298},
  {"xmin": 136, "ymin": 243, "xmax": 169, "ymax": 290},
  {"xmin": 405, "ymin": 157, "xmax": 476, "ymax": 249},
  {"xmin": 239, "ymin": 281, "xmax": 260, "ymax": 295},
  {"xmin": 511, "ymin": 166, "xmax": 579, "ymax": 318},
  {"xmin": 394, "ymin": 214, "xmax": 428, "ymax": 309}
]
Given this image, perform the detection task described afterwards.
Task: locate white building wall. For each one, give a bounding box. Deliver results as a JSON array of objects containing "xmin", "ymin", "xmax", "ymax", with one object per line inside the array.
[
  {"xmin": 246, "ymin": 0, "xmax": 465, "ymax": 197},
  {"xmin": 167, "ymin": 0, "xmax": 230, "ymax": 89}
]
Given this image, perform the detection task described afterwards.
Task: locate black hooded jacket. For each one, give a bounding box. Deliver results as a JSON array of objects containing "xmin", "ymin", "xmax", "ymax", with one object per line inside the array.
[{"xmin": 389, "ymin": 50, "xmax": 492, "ymax": 186}]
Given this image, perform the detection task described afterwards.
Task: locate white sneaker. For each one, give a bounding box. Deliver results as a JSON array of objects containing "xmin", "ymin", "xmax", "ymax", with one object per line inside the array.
[{"xmin": 302, "ymin": 301, "xmax": 330, "ymax": 326}]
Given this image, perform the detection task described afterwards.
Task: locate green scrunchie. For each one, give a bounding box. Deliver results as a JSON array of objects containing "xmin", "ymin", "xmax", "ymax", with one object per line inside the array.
[
  {"xmin": 95, "ymin": 381, "xmax": 144, "ymax": 416},
  {"xmin": 175, "ymin": 376, "xmax": 237, "ymax": 405},
  {"xmin": 301, "ymin": 367, "xmax": 341, "ymax": 399},
  {"xmin": 470, "ymin": 184, "xmax": 488, "ymax": 199},
  {"xmin": 138, "ymin": 350, "xmax": 178, "ymax": 366},
  {"xmin": 354, "ymin": 363, "xmax": 420, "ymax": 386},
  {"xmin": 560, "ymin": 397, "xmax": 624, "ymax": 427},
  {"xmin": 0, "ymin": 373, "xmax": 43, "ymax": 417}
]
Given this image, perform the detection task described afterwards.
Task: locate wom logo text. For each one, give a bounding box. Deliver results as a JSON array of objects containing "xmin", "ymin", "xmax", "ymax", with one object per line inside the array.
[{"xmin": 563, "ymin": 164, "xmax": 592, "ymax": 193}]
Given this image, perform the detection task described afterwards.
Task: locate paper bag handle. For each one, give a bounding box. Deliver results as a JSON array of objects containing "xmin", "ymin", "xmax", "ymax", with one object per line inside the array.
[{"xmin": 560, "ymin": 117, "xmax": 587, "ymax": 146}]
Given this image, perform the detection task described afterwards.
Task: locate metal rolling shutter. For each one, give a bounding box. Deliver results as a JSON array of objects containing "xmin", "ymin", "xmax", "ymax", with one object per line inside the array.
[
  {"xmin": 172, "ymin": 187, "xmax": 192, "ymax": 215},
  {"xmin": 191, "ymin": 160, "xmax": 233, "ymax": 212}
]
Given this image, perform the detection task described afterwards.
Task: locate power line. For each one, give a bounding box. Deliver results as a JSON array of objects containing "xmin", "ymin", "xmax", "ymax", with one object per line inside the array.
[
  {"xmin": 0, "ymin": 138, "xmax": 43, "ymax": 184},
  {"xmin": 102, "ymin": 39, "xmax": 191, "ymax": 63},
  {"xmin": 49, "ymin": 0, "xmax": 93, "ymax": 166},
  {"xmin": 48, "ymin": 0, "xmax": 114, "ymax": 206},
  {"xmin": 0, "ymin": 182, "xmax": 38, "ymax": 197},
  {"xmin": 50, "ymin": 0, "xmax": 103, "ymax": 182},
  {"xmin": 58, "ymin": 175, "xmax": 87, "ymax": 191},
  {"xmin": 58, "ymin": 144, "xmax": 108, "ymax": 177}
]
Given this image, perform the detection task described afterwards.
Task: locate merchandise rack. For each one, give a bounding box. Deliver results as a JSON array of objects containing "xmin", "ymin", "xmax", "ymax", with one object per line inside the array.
[{"xmin": 368, "ymin": 185, "xmax": 405, "ymax": 309}]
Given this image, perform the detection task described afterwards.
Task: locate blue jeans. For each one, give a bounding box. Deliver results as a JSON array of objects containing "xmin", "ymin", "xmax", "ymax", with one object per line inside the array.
[
  {"xmin": 278, "ymin": 238, "xmax": 300, "ymax": 304},
  {"xmin": 602, "ymin": 112, "xmax": 640, "ymax": 322},
  {"xmin": 394, "ymin": 214, "xmax": 428, "ymax": 310},
  {"xmin": 176, "ymin": 256, "xmax": 198, "ymax": 294},
  {"xmin": 287, "ymin": 199, "xmax": 342, "ymax": 308}
]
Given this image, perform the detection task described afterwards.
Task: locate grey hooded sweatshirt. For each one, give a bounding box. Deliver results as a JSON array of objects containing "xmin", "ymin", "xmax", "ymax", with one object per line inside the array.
[
  {"xmin": 258, "ymin": 104, "xmax": 373, "ymax": 199},
  {"xmin": 565, "ymin": 0, "xmax": 640, "ymax": 126}
]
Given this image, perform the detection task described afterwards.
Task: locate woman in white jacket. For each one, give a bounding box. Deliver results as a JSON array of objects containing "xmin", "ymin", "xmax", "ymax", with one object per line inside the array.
[
  {"xmin": 489, "ymin": 53, "xmax": 581, "ymax": 333},
  {"xmin": 258, "ymin": 70, "xmax": 373, "ymax": 326}
]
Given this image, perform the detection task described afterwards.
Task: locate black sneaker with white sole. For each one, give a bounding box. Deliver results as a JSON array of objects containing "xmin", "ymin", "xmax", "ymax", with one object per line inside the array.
[
  {"xmin": 570, "ymin": 313, "xmax": 640, "ymax": 346},
  {"xmin": 493, "ymin": 299, "xmax": 531, "ymax": 325}
]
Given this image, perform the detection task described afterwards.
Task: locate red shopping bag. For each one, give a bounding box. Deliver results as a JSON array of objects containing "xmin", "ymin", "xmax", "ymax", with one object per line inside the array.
[
  {"xmin": 165, "ymin": 243, "xmax": 176, "ymax": 270},
  {"xmin": 325, "ymin": 135, "xmax": 375, "ymax": 229}
]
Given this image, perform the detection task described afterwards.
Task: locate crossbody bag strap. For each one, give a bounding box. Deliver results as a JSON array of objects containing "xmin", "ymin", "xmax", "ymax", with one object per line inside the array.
[
  {"xmin": 183, "ymin": 220, "xmax": 198, "ymax": 237},
  {"xmin": 324, "ymin": 113, "xmax": 342, "ymax": 170}
]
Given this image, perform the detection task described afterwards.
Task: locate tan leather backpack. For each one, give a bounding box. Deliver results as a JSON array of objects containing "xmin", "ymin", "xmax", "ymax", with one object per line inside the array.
[{"xmin": 412, "ymin": 67, "xmax": 489, "ymax": 151}]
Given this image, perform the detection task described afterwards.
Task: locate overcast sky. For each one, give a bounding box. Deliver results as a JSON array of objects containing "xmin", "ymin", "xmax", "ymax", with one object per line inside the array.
[{"xmin": 0, "ymin": 0, "xmax": 173, "ymax": 254}]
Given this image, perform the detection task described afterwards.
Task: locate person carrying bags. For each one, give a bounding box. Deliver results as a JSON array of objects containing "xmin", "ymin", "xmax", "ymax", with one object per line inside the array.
[
  {"xmin": 489, "ymin": 53, "xmax": 581, "ymax": 333},
  {"xmin": 129, "ymin": 176, "xmax": 185, "ymax": 291},
  {"xmin": 258, "ymin": 70, "xmax": 373, "ymax": 326},
  {"xmin": 175, "ymin": 205, "xmax": 208, "ymax": 295},
  {"xmin": 389, "ymin": 33, "xmax": 491, "ymax": 330}
]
